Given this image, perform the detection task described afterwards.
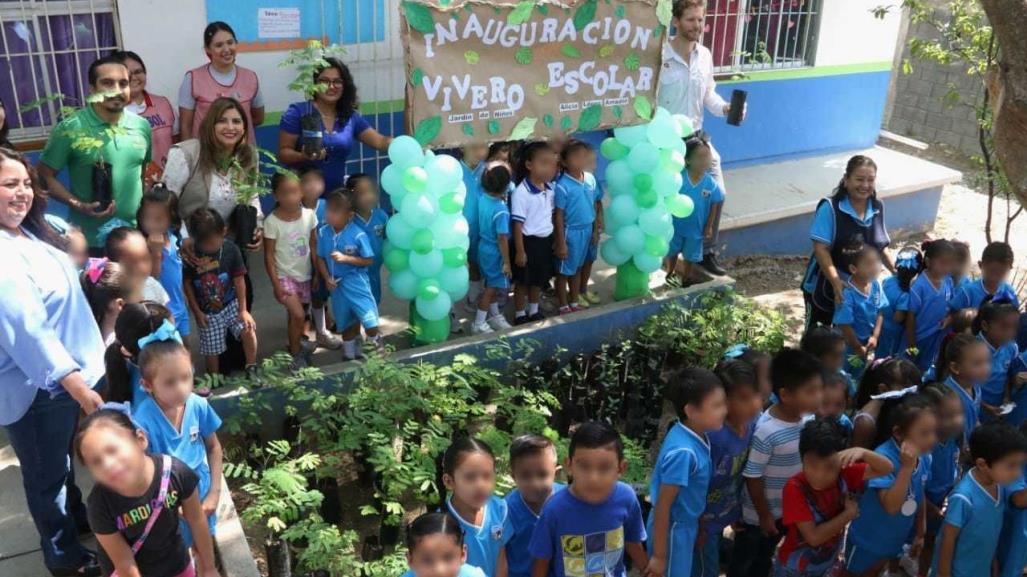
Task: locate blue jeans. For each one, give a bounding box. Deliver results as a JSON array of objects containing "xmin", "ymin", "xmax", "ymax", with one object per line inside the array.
[
  {"xmin": 4, "ymin": 389, "xmax": 90, "ymax": 569},
  {"xmin": 691, "ymin": 531, "xmax": 721, "ymax": 577}
]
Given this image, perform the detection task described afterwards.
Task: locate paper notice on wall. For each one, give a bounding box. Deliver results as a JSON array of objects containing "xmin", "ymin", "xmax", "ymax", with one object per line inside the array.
[
  {"xmin": 401, "ymin": 0, "xmax": 668, "ymax": 148},
  {"xmin": 257, "ymin": 7, "xmax": 302, "ymax": 39}
]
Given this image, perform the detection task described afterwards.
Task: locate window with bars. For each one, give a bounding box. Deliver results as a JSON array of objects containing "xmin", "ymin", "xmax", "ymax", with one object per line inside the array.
[
  {"xmin": 703, "ymin": 0, "xmax": 821, "ymax": 74},
  {"xmin": 0, "ymin": 0, "xmax": 121, "ymax": 142}
]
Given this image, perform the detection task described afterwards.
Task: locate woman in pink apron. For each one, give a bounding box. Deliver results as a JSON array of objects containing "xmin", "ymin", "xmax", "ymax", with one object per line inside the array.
[
  {"xmin": 178, "ymin": 22, "xmax": 264, "ymax": 145},
  {"xmin": 112, "ymin": 51, "xmax": 177, "ymax": 168}
]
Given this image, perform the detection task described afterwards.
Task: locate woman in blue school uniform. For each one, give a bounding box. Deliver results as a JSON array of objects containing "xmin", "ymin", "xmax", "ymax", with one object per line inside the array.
[{"xmin": 906, "ymin": 239, "xmax": 958, "ymax": 372}]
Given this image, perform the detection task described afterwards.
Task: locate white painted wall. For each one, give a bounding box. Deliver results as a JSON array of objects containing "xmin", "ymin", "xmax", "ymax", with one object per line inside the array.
[{"xmin": 814, "ymin": 0, "xmax": 903, "ymax": 67}]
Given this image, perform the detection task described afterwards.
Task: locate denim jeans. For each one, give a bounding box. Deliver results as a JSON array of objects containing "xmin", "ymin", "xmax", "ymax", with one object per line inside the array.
[{"xmin": 4, "ymin": 389, "xmax": 90, "ymax": 569}]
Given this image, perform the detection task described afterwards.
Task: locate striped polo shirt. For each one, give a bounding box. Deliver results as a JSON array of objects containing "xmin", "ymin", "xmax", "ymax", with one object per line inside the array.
[{"xmin": 741, "ymin": 408, "xmax": 810, "ymax": 523}]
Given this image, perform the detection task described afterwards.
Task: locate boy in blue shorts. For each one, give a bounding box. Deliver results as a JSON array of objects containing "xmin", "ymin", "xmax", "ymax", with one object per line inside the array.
[
  {"xmin": 505, "ymin": 435, "xmax": 565, "ymax": 577},
  {"xmin": 347, "ymin": 173, "xmax": 389, "ymax": 304},
  {"xmin": 950, "ymin": 241, "xmax": 1019, "ymax": 312},
  {"xmin": 471, "ymin": 162, "xmax": 515, "ymax": 335},
  {"xmin": 314, "ymin": 189, "xmax": 381, "ymax": 361},
  {"xmin": 667, "ymin": 131, "xmax": 724, "ymax": 286},
  {"xmin": 931, "ymin": 422, "xmax": 1027, "ymax": 577},
  {"xmin": 553, "ymin": 139, "xmax": 597, "ymax": 315},
  {"xmin": 578, "ymin": 146, "xmax": 603, "ymax": 308},
  {"xmin": 529, "ymin": 422, "xmax": 649, "ymax": 577},
  {"xmin": 462, "ymin": 143, "xmax": 489, "ymax": 310}
]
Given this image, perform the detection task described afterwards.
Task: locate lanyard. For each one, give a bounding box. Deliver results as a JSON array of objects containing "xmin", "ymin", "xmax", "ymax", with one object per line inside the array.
[{"xmin": 112, "ymin": 455, "xmax": 173, "ymax": 577}]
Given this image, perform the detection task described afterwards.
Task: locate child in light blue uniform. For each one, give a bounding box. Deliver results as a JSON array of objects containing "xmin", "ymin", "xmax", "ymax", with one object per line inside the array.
[
  {"xmin": 908, "ymin": 239, "xmax": 958, "ymax": 372},
  {"xmin": 647, "ymin": 368, "xmax": 725, "ymax": 577},
  {"xmin": 668, "ymin": 132, "xmax": 724, "ymax": 285},
  {"xmin": 1008, "ymin": 351, "xmax": 1027, "ymax": 428},
  {"xmin": 347, "ymin": 173, "xmax": 389, "ymax": 304},
  {"xmin": 940, "ymin": 334, "xmax": 990, "ymax": 447},
  {"xmin": 976, "ymin": 298, "xmax": 1021, "ymax": 416},
  {"xmin": 136, "ymin": 185, "xmax": 191, "ymax": 339},
  {"xmin": 554, "ymin": 140, "xmax": 597, "ymax": 315},
  {"xmin": 845, "ymin": 394, "xmax": 936, "ymax": 576},
  {"xmin": 879, "ymin": 247, "xmax": 923, "ymax": 358},
  {"xmin": 693, "ymin": 360, "xmax": 761, "ymax": 577},
  {"xmin": 918, "ymin": 381, "xmax": 965, "ymax": 570},
  {"xmin": 800, "ymin": 326, "xmax": 855, "ymax": 400},
  {"xmin": 470, "ymin": 163, "xmax": 514, "ymax": 335},
  {"xmin": 401, "ymin": 511, "xmax": 487, "ymax": 577},
  {"xmin": 950, "ymin": 241, "xmax": 1019, "ymax": 312},
  {"xmin": 129, "ymin": 320, "xmax": 223, "ymax": 546},
  {"xmin": 299, "ymin": 167, "xmax": 341, "ymax": 350},
  {"xmin": 833, "ymin": 240, "xmax": 889, "ymax": 377},
  {"xmin": 462, "ymin": 144, "xmax": 488, "ymax": 309},
  {"xmin": 504, "ymin": 435, "xmax": 565, "ymax": 577},
  {"xmin": 997, "ymin": 455, "xmax": 1027, "ymax": 577},
  {"xmin": 930, "ymin": 422, "xmax": 1026, "ymax": 577},
  {"xmin": 579, "ymin": 146, "xmax": 602, "ymax": 308},
  {"xmin": 314, "ymin": 190, "xmax": 381, "ymax": 361},
  {"xmin": 440, "ymin": 438, "xmax": 512, "ymax": 577}
]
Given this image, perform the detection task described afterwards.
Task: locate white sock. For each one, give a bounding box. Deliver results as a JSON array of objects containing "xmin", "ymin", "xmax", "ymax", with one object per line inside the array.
[
  {"xmin": 528, "ymin": 302, "xmax": 539, "ymax": 316},
  {"xmin": 468, "ymin": 280, "xmax": 482, "ymax": 302},
  {"xmin": 559, "ymin": 306, "xmax": 570, "ymax": 313},
  {"xmin": 343, "ymin": 340, "xmax": 356, "ymax": 359},
  {"xmin": 475, "ymin": 309, "xmax": 488, "ymax": 324},
  {"xmin": 516, "ymin": 309, "xmax": 527, "ymax": 318},
  {"xmin": 489, "ymin": 303, "xmax": 500, "ymax": 317},
  {"xmin": 312, "ymin": 306, "xmax": 327, "ymax": 334}
]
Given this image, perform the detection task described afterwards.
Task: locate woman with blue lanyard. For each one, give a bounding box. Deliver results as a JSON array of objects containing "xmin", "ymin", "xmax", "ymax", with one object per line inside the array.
[
  {"xmin": 802, "ymin": 155, "xmax": 896, "ymax": 333},
  {"xmin": 0, "ymin": 148, "xmax": 106, "ymax": 577},
  {"xmin": 277, "ymin": 57, "xmax": 392, "ymax": 194}
]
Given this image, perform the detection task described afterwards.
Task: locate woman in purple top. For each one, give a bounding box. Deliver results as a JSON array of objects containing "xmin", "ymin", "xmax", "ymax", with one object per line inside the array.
[{"xmin": 277, "ymin": 58, "xmax": 391, "ymax": 192}]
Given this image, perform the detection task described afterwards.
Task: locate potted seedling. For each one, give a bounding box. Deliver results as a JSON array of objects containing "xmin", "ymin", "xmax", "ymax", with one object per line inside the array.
[
  {"xmin": 228, "ymin": 150, "xmax": 293, "ymax": 246},
  {"xmin": 279, "ymin": 40, "xmax": 348, "ymax": 157}
]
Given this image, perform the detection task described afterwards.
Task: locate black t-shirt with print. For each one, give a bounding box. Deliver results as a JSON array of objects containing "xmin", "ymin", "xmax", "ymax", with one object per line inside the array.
[{"xmin": 87, "ymin": 455, "xmax": 199, "ymax": 577}]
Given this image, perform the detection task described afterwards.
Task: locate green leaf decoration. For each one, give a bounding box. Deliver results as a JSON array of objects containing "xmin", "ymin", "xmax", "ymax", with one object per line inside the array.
[
  {"xmin": 613, "ymin": 105, "xmax": 623, "ymax": 119},
  {"xmin": 560, "ymin": 115, "xmax": 573, "ymax": 132},
  {"xmin": 624, "ymin": 51, "xmax": 640, "ymax": 71},
  {"xmin": 599, "ymin": 44, "xmax": 615, "ymax": 58},
  {"xmin": 573, "ymin": 0, "xmax": 598, "ymax": 31},
  {"xmin": 536, "ymin": 4, "xmax": 549, "ymax": 15},
  {"xmin": 561, "ymin": 44, "xmax": 582, "ymax": 58},
  {"xmin": 515, "ymin": 47, "xmax": 534, "ymax": 65},
  {"xmin": 411, "ymin": 67, "xmax": 425, "ymax": 86},
  {"xmin": 508, "ymin": 0, "xmax": 535, "ymax": 25},
  {"xmin": 488, "ymin": 120, "xmax": 501, "ymax": 135},
  {"xmin": 413, "ymin": 116, "xmax": 442, "ymax": 145},
  {"xmin": 653, "ymin": 24, "xmax": 665, "ymax": 38},
  {"xmin": 543, "ymin": 114, "xmax": 555, "ymax": 128},
  {"xmin": 578, "ymin": 105, "xmax": 602, "ymax": 132},
  {"xmin": 462, "ymin": 123, "xmax": 475, "ymax": 136},
  {"xmin": 464, "ymin": 50, "xmax": 480, "ymax": 64},
  {"xmin": 656, "ymin": 0, "xmax": 672, "ymax": 26},
  {"xmin": 634, "ymin": 95, "xmax": 652, "ymax": 120},
  {"xmin": 510, "ymin": 117, "xmax": 538, "ymax": 140},
  {"xmin": 534, "ymin": 83, "xmax": 551, "ymax": 96},
  {"xmin": 614, "ymin": 4, "xmax": 626, "ymax": 18},
  {"xmin": 403, "ymin": 1, "xmax": 436, "ymax": 34}
]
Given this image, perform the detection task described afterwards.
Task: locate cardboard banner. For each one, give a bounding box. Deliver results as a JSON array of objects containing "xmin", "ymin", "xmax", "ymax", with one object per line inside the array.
[{"xmin": 401, "ymin": 0, "xmax": 670, "ymax": 148}]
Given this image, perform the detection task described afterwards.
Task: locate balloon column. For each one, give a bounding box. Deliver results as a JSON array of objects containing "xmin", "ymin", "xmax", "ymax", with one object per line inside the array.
[
  {"xmin": 600, "ymin": 108, "xmax": 696, "ymax": 301},
  {"xmin": 380, "ymin": 136, "xmax": 470, "ymax": 344}
]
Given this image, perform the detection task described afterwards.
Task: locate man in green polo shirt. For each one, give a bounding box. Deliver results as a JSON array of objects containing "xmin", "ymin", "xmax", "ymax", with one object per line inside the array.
[{"xmin": 38, "ymin": 55, "xmax": 151, "ymax": 250}]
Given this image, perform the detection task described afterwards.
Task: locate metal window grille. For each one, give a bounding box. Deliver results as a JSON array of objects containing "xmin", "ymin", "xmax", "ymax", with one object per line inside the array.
[
  {"xmin": 0, "ymin": 0, "xmax": 121, "ymax": 142},
  {"xmin": 704, "ymin": 0, "xmax": 821, "ymax": 74}
]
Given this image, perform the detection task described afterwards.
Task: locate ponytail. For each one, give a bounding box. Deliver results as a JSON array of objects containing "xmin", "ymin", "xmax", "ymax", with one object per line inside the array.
[{"xmin": 103, "ymin": 303, "xmax": 174, "ymax": 403}]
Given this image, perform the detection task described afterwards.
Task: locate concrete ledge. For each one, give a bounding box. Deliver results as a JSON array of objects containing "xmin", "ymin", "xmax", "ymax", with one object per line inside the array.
[{"xmin": 214, "ymin": 477, "xmax": 261, "ymax": 577}]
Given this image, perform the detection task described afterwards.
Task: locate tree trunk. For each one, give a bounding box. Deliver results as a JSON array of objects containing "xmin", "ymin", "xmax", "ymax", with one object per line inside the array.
[{"xmin": 978, "ymin": 0, "xmax": 1027, "ymax": 206}]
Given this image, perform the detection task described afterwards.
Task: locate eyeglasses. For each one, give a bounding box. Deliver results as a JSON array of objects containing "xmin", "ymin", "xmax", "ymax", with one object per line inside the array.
[{"xmin": 317, "ymin": 79, "xmax": 345, "ymax": 88}]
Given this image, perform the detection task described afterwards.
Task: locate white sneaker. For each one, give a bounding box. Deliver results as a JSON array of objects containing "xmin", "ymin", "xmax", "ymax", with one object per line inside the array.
[
  {"xmin": 471, "ymin": 320, "xmax": 495, "ymax": 335},
  {"xmin": 487, "ymin": 315, "xmax": 512, "ymax": 330},
  {"xmin": 898, "ymin": 554, "xmax": 919, "ymax": 577},
  {"xmin": 315, "ymin": 331, "xmax": 343, "ymax": 350},
  {"xmin": 450, "ymin": 311, "xmax": 464, "ymax": 334}
]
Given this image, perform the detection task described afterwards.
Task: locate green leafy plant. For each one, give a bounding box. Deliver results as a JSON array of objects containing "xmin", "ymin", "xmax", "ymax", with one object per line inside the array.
[
  {"xmin": 279, "ymin": 40, "xmax": 349, "ymax": 100},
  {"xmin": 225, "ymin": 440, "xmax": 323, "ymax": 535}
]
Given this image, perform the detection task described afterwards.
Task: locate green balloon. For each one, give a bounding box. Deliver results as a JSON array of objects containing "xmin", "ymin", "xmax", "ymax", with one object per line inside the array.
[
  {"xmin": 627, "ymin": 142, "xmax": 660, "ymax": 174},
  {"xmin": 439, "ymin": 193, "xmax": 462, "ymax": 214},
  {"xmin": 388, "ymin": 136, "xmax": 425, "ymax": 169},
  {"xmin": 660, "ymin": 149, "xmax": 686, "ymax": 173},
  {"xmin": 411, "ymin": 229, "xmax": 435, "ymax": 254},
  {"xmin": 402, "ymin": 166, "xmax": 429, "ymax": 193},
  {"xmin": 418, "ymin": 279, "xmax": 442, "ymax": 301},
  {"xmin": 600, "ymin": 137, "xmax": 630, "ymax": 161},
  {"xmin": 601, "ymin": 238, "xmax": 631, "ymax": 266},
  {"xmin": 416, "ymin": 291, "xmax": 452, "ymax": 321},
  {"xmin": 666, "ymin": 194, "xmax": 695, "ymax": 218},
  {"xmin": 634, "ymin": 252, "xmax": 663, "ymax": 273},
  {"xmin": 605, "ymin": 160, "xmax": 633, "ymax": 195},
  {"xmin": 613, "ymin": 261, "xmax": 651, "ymax": 301},
  {"xmin": 386, "ymin": 216, "xmax": 415, "ymax": 250},
  {"xmin": 389, "ymin": 269, "xmax": 419, "ymax": 300},
  {"xmin": 633, "ymin": 173, "xmax": 653, "ymax": 192},
  {"xmin": 635, "ymin": 188, "xmax": 658, "ymax": 209},
  {"xmin": 442, "ymin": 247, "xmax": 467, "ymax": 268},
  {"xmin": 643, "ymin": 234, "xmax": 670, "ymax": 258},
  {"xmin": 409, "ymin": 249, "xmax": 444, "ymax": 278},
  {"xmin": 380, "ymin": 164, "xmax": 405, "ymax": 196},
  {"xmin": 410, "ymin": 302, "xmax": 450, "ymax": 345},
  {"xmin": 384, "ymin": 246, "xmax": 410, "ymax": 272},
  {"xmin": 614, "ymin": 224, "xmax": 645, "ymax": 255}
]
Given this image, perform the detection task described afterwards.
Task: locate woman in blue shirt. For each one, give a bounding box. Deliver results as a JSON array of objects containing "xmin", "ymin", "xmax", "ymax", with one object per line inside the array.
[
  {"xmin": 0, "ymin": 148, "xmax": 105, "ymax": 576},
  {"xmin": 277, "ymin": 57, "xmax": 392, "ymax": 193},
  {"xmin": 801, "ymin": 155, "xmax": 895, "ymax": 333}
]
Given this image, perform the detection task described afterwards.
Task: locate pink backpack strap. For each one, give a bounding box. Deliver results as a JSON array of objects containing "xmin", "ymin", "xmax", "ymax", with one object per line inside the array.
[{"xmin": 111, "ymin": 455, "xmax": 173, "ymax": 577}]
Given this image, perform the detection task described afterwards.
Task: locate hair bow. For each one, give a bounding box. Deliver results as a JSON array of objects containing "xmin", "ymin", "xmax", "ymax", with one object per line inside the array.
[
  {"xmin": 98, "ymin": 401, "xmax": 141, "ymax": 428},
  {"xmin": 895, "ymin": 247, "xmax": 922, "ymax": 271},
  {"xmin": 870, "ymin": 385, "xmax": 918, "ymax": 401},
  {"xmin": 723, "ymin": 343, "xmax": 750, "ymax": 360},
  {"xmin": 85, "ymin": 257, "xmax": 108, "ymax": 284},
  {"xmin": 137, "ymin": 319, "xmax": 182, "ymax": 350},
  {"xmin": 991, "ymin": 286, "xmax": 1019, "ymax": 306},
  {"xmin": 96, "ymin": 217, "xmax": 133, "ymax": 246}
]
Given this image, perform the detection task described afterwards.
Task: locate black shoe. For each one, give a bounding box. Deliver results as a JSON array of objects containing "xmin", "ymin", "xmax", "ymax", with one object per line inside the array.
[
  {"xmin": 514, "ymin": 315, "xmax": 531, "ymax": 326},
  {"xmin": 699, "ymin": 253, "xmax": 726, "ymax": 276},
  {"xmin": 49, "ymin": 552, "xmax": 100, "ymax": 577},
  {"xmin": 528, "ymin": 312, "xmax": 546, "ymax": 323}
]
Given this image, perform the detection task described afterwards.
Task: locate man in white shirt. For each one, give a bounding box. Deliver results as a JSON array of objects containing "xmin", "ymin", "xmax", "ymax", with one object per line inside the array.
[{"xmin": 659, "ymin": 0, "xmax": 744, "ymax": 276}]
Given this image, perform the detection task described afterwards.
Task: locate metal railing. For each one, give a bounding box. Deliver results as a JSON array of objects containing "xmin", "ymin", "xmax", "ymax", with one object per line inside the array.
[{"xmin": 704, "ymin": 0, "xmax": 821, "ymax": 74}]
